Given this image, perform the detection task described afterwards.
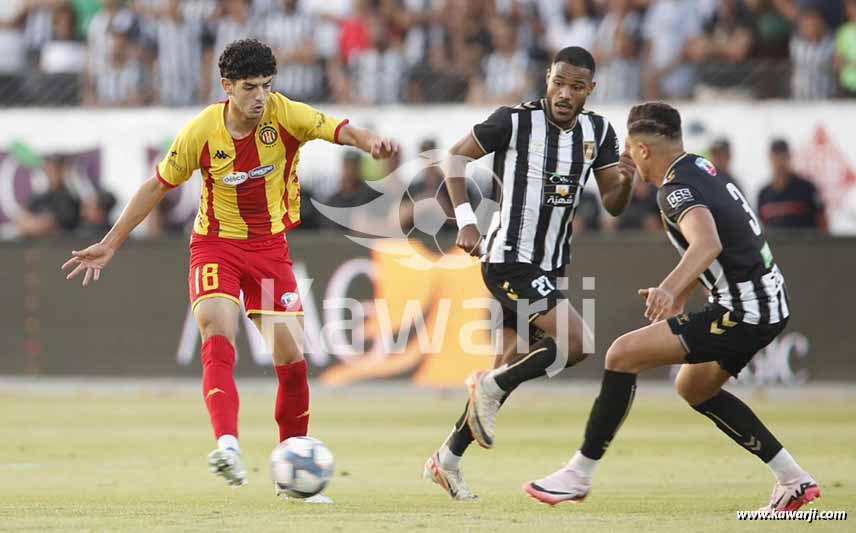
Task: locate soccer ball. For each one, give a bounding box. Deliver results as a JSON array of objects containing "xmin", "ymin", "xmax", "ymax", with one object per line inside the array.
[{"xmin": 270, "ymin": 436, "xmax": 334, "ymax": 498}]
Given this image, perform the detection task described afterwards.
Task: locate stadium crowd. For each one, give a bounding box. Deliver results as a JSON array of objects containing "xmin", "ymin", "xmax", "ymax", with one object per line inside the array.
[
  {"xmin": 4, "ymin": 0, "xmax": 837, "ymax": 240},
  {"xmin": 0, "ymin": 0, "xmax": 855, "ymax": 107}
]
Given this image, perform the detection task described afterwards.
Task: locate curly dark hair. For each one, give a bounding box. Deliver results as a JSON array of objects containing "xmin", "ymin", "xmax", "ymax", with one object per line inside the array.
[
  {"xmin": 218, "ymin": 39, "xmax": 277, "ymax": 81},
  {"xmin": 627, "ymin": 102, "xmax": 682, "ymax": 140}
]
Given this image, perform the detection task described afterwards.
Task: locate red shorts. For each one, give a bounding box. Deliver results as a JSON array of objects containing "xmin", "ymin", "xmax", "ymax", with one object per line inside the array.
[{"xmin": 188, "ymin": 231, "xmax": 303, "ymax": 315}]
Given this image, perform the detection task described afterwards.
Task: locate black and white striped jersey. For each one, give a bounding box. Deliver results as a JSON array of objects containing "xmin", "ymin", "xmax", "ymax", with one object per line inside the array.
[
  {"xmin": 657, "ymin": 153, "xmax": 790, "ymax": 325},
  {"xmin": 473, "ymin": 99, "xmax": 619, "ymax": 271}
]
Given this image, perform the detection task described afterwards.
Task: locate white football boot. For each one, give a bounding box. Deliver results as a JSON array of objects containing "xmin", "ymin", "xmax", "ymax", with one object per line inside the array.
[
  {"xmin": 423, "ymin": 452, "xmax": 479, "ymax": 501},
  {"xmin": 465, "ymin": 371, "xmax": 501, "ymax": 449},
  {"xmin": 757, "ymin": 472, "xmax": 820, "ymax": 514},
  {"xmin": 523, "ymin": 466, "xmax": 591, "ymax": 505},
  {"xmin": 207, "ymin": 448, "xmax": 247, "ymax": 487}
]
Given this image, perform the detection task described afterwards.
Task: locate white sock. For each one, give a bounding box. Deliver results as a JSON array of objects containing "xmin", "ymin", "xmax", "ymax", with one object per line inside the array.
[
  {"xmin": 438, "ymin": 444, "xmax": 461, "ymax": 471},
  {"xmin": 767, "ymin": 448, "xmax": 803, "ymax": 484},
  {"xmin": 567, "ymin": 450, "xmax": 598, "ymax": 479},
  {"xmin": 217, "ymin": 434, "xmax": 241, "ymax": 454},
  {"xmin": 481, "ymin": 371, "xmax": 505, "ymax": 400}
]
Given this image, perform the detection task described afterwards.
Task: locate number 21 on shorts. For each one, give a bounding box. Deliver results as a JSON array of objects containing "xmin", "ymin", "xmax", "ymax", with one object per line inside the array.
[{"xmin": 194, "ymin": 263, "xmax": 219, "ymax": 293}]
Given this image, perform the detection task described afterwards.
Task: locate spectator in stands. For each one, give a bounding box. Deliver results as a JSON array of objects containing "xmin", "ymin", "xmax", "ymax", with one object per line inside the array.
[
  {"xmin": 697, "ymin": 0, "xmax": 756, "ymax": 94},
  {"xmin": 402, "ymin": 138, "xmax": 472, "ymax": 232},
  {"xmin": 90, "ymin": 22, "xmax": 145, "ymax": 107},
  {"xmin": 468, "ymin": 15, "xmax": 531, "ymax": 104},
  {"xmin": 836, "ymin": 0, "xmax": 856, "ymax": 97},
  {"xmin": 741, "ymin": 0, "xmax": 793, "ymax": 97},
  {"xmin": 642, "ymin": 0, "xmax": 705, "ymax": 99},
  {"xmin": 21, "ymin": 0, "xmax": 59, "ymax": 66},
  {"xmin": 146, "ymin": 0, "xmax": 203, "ymax": 106},
  {"xmin": 790, "ymin": 6, "xmax": 837, "ymax": 99},
  {"xmin": 545, "ymin": 0, "xmax": 599, "ymax": 56},
  {"xmin": 708, "ymin": 137, "xmax": 740, "ymax": 185},
  {"xmin": 571, "ymin": 188, "xmax": 602, "ymax": 233},
  {"xmin": 77, "ymin": 189, "xmax": 116, "ymax": 239},
  {"xmin": 343, "ymin": 15, "xmax": 407, "ymax": 104},
  {"xmin": 39, "ymin": 2, "xmax": 86, "ymax": 74},
  {"xmin": 400, "ymin": 0, "xmax": 445, "ymax": 68},
  {"xmin": 592, "ymin": 0, "xmax": 643, "ymax": 102},
  {"xmin": 0, "ymin": 1, "xmax": 26, "ymax": 77},
  {"xmin": 322, "ymin": 151, "xmax": 379, "ymax": 230},
  {"xmin": 203, "ymin": 0, "xmax": 254, "ymax": 102},
  {"xmin": 16, "ymin": 154, "xmax": 80, "ymax": 237},
  {"xmin": 757, "ymin": 139, "xmax": 828, "ymax": 231},
  {"xmin": 86, "ymin": 0, "xmax": 136, "ymax": 95},
  {"xmin": 604, "ymin": 180, "xmax": 660, "ymax": 232},
  {"xmin": 259, "ymin": 0, "xmax": 324, "ymax": 102}
]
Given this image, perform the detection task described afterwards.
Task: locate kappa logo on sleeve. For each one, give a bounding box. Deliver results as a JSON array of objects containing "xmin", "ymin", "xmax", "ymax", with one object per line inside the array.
[{"xmin": 666, "ymin": 188, "xmax": 694, "ymax": 209}]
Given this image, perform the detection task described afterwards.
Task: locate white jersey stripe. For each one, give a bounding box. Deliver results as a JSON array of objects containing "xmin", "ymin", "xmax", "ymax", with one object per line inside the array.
[{"xmin": 517, "ymin": 111, "xmax": 547, "ymax": 263}]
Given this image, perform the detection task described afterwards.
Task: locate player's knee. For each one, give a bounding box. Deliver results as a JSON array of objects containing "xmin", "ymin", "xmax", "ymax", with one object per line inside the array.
[
  {"xmin": 198, "ymin": 319, "xmax": 235, "ymax": 345},
  {"xmin": 674, "ymin": 373, "xmax": 697, "ymax": 404},
  {"xmin": 674, "ymin": 372, "xmax": 719, "ymax": 406},
  {"xmin": 604, "ymin": 334, "xmax": 638, "ymax": 373},
  {"xmin": 273, "ymin": 344, "xmax": 303, "ymax": 365}
]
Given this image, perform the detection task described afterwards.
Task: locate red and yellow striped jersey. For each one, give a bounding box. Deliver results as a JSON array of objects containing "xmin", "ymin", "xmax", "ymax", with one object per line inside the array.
[{"xmin": 156, "ymin": 92, "xmax": 348, "ymax": 239}]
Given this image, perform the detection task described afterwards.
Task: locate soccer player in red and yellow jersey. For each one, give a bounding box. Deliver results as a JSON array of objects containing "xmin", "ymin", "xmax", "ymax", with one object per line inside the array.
[{"xmin": 62, "ymin": 39, "xmax": 398, "ymax": 496}]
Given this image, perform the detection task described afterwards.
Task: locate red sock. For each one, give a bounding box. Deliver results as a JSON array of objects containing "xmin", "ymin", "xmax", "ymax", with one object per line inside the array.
[
  {"xmin": 201, "ymin": 335, "xmax": 239, "ymax": 439},
  {"xmin": 275, "ymin": 359, "xmax": 310, "ymax": 442}
]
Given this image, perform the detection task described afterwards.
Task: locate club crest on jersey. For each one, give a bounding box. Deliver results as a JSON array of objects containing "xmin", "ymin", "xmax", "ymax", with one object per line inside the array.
[
  {"xmin": 221, "ymin": 171, "xmax": 248, "ymax": 186},
  {"xmin": 695, "ymin": 157, "xmax": 717, "ymax": 176},
  {"xmin": 259, "ymin": 125, "xmax": 278, "ymax": 145},
  {"xmin": 249, "ymin": 164, "xmax": 275, "ymax": 178},
  {"xmin": 280, "ymin": 292, "xmax": 300, "ymax": 310},
  {"xmin": 583, "ymin": 141, "xmax": 596, "ymax": 160}
]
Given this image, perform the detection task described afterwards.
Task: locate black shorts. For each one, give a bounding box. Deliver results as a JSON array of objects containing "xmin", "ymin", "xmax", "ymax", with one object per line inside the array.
[
  {"xmin": 667, "ymin": 303, "xmax": 788, "ymax": 377},
  {"xmin": 481, "ymin": 262, "xmax": 565, "ymax": 340}
]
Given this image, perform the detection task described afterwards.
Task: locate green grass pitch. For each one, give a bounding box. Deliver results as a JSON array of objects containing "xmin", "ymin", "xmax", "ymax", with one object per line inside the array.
[{"xmin": 1, "ymin": 381, "xmax": 853, "ymax": 532}]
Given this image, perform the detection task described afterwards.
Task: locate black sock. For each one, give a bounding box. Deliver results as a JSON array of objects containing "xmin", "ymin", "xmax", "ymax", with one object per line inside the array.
[
  {"xmin": 447, "ymin": 387, "xmax": 515, "ymax": 456},
  {"xmin": 493, "ymin": 338, "xmax": 560, "ymax": 391},
  {"xmin": 692, "ymin": 389, "xmax": 783, "ymax": 462},
  {"xmin": 580, "ymin": 370, "xmax": 637, "ymax": 460}
]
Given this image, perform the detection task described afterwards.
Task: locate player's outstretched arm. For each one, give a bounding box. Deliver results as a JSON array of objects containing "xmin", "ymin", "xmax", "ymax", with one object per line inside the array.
[
  {"xmin": 61, "ymin": 176, "xmax": 171, "ymax": 286},
  {"xmin": 640, "ymin": 208, "xmax": 722, "ymax": 322},
  {"xmin": 443, "ymin": 133, "xmax": 486, "ymax": 256},
  {"xmin": 336, "ymin": 123, "xmax": 399, "ymax": 160}
]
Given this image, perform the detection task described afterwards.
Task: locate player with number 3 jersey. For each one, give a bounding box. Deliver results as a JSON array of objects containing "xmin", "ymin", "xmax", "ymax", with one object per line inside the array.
[{"xmin": 524, "ymin": 102, "xmax": 819, "ymax": 515}]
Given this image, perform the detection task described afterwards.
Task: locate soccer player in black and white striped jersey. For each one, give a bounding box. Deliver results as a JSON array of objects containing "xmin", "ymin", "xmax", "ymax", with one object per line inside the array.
[
  {"xmin": 524, "ymin": 102, "xmax": 820, "ymax": 514},
  {"xmin": 423, "ymin": 47, "xmax": 636, "ymax": 500}
]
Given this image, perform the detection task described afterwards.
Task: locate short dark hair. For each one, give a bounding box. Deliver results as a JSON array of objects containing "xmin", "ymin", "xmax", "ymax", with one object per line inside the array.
[
  {"xmin": 627, "ymin": 102, "xmax": 682, "ymax": 140},
  {"xmin": 770, "ymin": 138, "xmax": 790, "ymax": 155},
  {"xmin": 218, "ymin": 39, "xmax": 277, "ymax": 81},
  {"xmin": 552, "ymin": 46, "xmax": 596, "ymax": 75}
]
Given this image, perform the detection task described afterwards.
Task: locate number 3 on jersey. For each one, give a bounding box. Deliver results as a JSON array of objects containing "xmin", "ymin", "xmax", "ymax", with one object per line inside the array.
[
  {"xmin": 726, "ymin": 183, "xmax": 762, "ymax": 236},
  {"xmin": 195, "ymin": 263, "xmax": 219, "ymax": 292}
]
